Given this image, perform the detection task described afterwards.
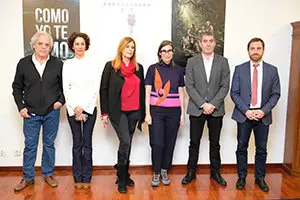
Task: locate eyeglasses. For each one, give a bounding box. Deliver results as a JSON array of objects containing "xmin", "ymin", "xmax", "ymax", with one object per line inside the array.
[{"xmin": 160, "ymin": 49, "xmax": 173, "ymax": 54}]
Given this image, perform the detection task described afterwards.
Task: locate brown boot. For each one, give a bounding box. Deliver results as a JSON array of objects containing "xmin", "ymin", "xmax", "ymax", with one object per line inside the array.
[
  {"xmin": 74, "ymin": 183, "xmax": 83, "ymax": 190},
  {"xmin": 44, "ymin": 176, "xmax": 58, "ymax": 187},
  {"xmin": 14, "ymin": 179, "xmax": 34, "ymax": 192},
  {"xmin": 82, "ymin": 183, "xmax": 90, "ymax": 190}
]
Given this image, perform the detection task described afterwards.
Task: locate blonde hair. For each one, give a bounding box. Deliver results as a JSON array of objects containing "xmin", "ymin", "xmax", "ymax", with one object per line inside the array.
[{"xmin": 112, "ymin": 37, "xmax": 139, "ymax": 71}]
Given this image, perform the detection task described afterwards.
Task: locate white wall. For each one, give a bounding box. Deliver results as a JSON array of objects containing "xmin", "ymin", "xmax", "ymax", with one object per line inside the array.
[{"xmin": 0, "ymin": 0, "xmax": 299, "ymax": 166}]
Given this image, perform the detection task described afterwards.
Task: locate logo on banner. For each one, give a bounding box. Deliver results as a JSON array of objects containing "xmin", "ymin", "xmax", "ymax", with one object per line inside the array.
[{"xmin": 102, "ymin": 0, "xmax": 151, "ymax": 36}]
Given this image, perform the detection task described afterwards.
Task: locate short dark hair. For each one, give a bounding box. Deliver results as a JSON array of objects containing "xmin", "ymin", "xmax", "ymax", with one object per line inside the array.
[
  {"xmin": 157, "ymin": 40, "xmax": 173, "ymax": 60},
  {"xmin": 247, "ymin": 38, "xmax": 265, "ymax": 50},
  {"xmin": 157, "ymin": 40, "xmax": 177, "ymax": 67},
  {"xmin": 200, "ymin": 31, "xmax": 215, "ymax": 41},
  {"xmin": 67, "ymin": 32, "xmax": 90, "ymax": 52}
]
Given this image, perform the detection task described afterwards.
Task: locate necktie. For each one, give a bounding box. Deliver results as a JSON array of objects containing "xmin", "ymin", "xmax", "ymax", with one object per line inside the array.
[{"xmin": 251, "ymin": 64, "xmax": 259, "ymax": 106}]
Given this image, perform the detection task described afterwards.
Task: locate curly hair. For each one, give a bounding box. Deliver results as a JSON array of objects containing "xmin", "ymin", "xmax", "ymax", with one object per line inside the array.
[{"xmin": 67, "ymin": 32, "xmax": 90, "ymax": 52}]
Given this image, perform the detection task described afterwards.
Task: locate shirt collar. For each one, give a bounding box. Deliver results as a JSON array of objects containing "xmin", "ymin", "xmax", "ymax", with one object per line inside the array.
[
  {"xmin": 32, "ymin": 54, "xmax": 50, "ymax": 65},
  {"xmin": 160, "ymin": 60, "xmax": 173, "ymax": 67},
  {"xmin": 74, "ymin": 55, "xmax": 86, "ymax": 61},
  {"xmin": 250, "ymin": 60, "xmax": 263, "ymax": 68},
  {"xmin": 202, "ymin": 52, "xmax": 214, "ymax": 61}
]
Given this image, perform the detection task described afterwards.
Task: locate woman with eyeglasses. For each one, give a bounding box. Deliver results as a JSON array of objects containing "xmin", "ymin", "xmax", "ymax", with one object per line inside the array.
[
  {"xmin": 99, "ymin": 37, "xmax": 145, "ymax": 193},
  {"xmin": 144, "ymin": 40, "xmax": 185, "ymax": 187}
]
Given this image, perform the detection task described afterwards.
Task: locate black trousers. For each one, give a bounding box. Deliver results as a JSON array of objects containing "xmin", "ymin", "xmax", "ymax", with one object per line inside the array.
[
  {"xmin": 111, "ymin": 110, "xmax": 140, "ymax": 167},
  {"xmin": 149, "ymin": 106, "xmax": 181, "ymax": 173},
  {"xmin": 236, "ymin": 119, "xmax": 269, "ymax": 180},
  {"xmin": 67, "ymin": 108, "xmax": 97, "ymax": 183},
  {"xmin": 187, "ymin": 114, "xmax": 223, "ymax": 174}
]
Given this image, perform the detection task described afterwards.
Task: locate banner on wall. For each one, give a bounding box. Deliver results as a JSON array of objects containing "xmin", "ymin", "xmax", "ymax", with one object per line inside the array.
[
  {"xmin": 23, "ymin": 0, "xmax": 80, "ymax": 60},
  {"xmin": 172, "ymin": 0, "xmax": 226, "ymax": 69}
]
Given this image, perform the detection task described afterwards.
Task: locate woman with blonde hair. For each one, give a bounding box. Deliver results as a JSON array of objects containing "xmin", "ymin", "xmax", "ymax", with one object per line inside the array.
[{"xmin": 100, "ymin": 37, "xmax": 145, "ymax": 193}]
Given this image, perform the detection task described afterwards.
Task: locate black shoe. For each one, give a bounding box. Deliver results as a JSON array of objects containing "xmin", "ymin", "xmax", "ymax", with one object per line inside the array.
[
  {"xmin": 181, "ymin": 171, "xmax": 196, "ymax": 185},
  {"xmin": 125, "ymin": 161, "xmax": 134, "ymax": 186},
  {"xmin": 236, "ymin": 178, "xmax": 246, "ymax": 190},
  {"xmin": 210, "ymin": 173, "xmax": 227, "ymax": 186},
  {"xmin": 255, "ymin": 178, "xmax": 269, "ymax": 192},
  {"xmin": 115, "ymin": 165, "xmax": 135, "ymax": 186},
  {"xmin": 115, "ymin": 177, "xmax": 134, "ymax": 186},
  {"xmin": 126, "ymin": 177, "xmax": 134, "ymax": 187},
  {"xmin": 117, "ymin": 165, "xmax": 127, "ymax": 194},
  {"xmin": 118, "ymin": 185, "xmax": 127, "ymax": 194}
]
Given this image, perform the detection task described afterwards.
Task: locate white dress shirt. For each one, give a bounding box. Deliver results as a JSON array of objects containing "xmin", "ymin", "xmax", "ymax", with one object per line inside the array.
[
  {"xmin": 200, "ymin": 53, "xmax": 214, "ymax": 108},
  {"xmin": 63, "ymin": 56, "xmax": 100, "ymax": 116},
  {"xmin": 250, "ymin": 60, "xmax": 263, "ymax": 108},
  {"xmin": 202, "ymin": 53, "xmax": 214, "ymax": 83},
  {"xmin": 32, "ymin": 54, "xmax": 49, "ymax": 78}
]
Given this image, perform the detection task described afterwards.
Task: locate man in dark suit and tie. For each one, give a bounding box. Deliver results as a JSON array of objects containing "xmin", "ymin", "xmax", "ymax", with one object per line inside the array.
[
  {"xmin": 231, "ymin": 38, "xmax": 281, "ymax": 192},
  {"xmin": 182, "ymin": 31, "xmax": 230, "ymax": 186}
]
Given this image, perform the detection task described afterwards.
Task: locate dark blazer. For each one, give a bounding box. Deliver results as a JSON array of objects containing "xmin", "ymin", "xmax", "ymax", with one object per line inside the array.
[
  {"xmin": 185, "ymin": 53, "xmax": 230, "ymax": 117},
  {"xmin": 230, "ymin": 61, "xmax": 281, "ymax": 125},
  {"xmin": 12, "ymin": 55, "xmax": 65, "ymax": 115},
  {"xmin": 100, "ymin": 61, "xmax": 145, "ymax": 130}
]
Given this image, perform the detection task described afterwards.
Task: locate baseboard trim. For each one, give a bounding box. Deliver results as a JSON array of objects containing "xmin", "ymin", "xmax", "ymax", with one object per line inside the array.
[
  {"xmin": 282, "ymin": 163, "xmax": 292, "ymax": 174},
  {"xmin": 0, "ymin": 163, "xmax": 284, "ymax": 172}
]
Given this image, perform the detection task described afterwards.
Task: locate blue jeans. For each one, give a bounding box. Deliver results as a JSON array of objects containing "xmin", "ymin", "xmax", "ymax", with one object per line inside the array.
[
  {"xmin": 236, "ymin": 119, "xmax": 269, "ymax": 180},
  {"xmin": 23, "ymin": 109, "xmax": 60, "ymax": 180},
  {"xmin": 67, "ymin": 108, "xmax": 97, "ymax": 183}
]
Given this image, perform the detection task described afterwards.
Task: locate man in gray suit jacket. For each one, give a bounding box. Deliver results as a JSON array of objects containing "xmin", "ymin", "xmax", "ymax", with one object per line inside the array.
[
  {"xmin": 182, "ymin": 31, "xmax": 230, "ymax": 186},
  {"xmin": 231, "ymin": 38, "xmax": 280, "ymax": 192}
]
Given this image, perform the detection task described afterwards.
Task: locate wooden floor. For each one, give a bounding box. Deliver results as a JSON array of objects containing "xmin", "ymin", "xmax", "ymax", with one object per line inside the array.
[{"xmin": 1, "ymin": 166, "xmax": 300, "ymax": 200}]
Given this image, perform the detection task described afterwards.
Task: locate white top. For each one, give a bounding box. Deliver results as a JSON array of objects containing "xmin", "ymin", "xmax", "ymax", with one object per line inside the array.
[
  {"xmin": 32, "ymin": 54, "xmax": 49, "ymax": 78},
  {"xmin": 202, "ymin": 53, "xmax": 214, "ymax": 83},
  {"xmin": 63, "ymin": 56, "xmax": 100, "ymax": 116},
  {"xmin": 200, "ymin": 53, "xmax": 214, "ymax": 108},
  {"xmin": 250, "ymin": 60, "xmax": 263, "ymax": 108}
]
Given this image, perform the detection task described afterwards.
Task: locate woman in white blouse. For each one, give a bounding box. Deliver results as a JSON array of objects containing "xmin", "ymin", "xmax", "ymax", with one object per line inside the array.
[{"xmin": 63, "ymin": 32, "xmax": 99, "ymax": 190}]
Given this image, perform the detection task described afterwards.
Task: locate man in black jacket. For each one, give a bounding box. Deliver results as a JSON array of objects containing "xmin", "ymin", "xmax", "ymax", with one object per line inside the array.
[{"xmin": 12, "ymin": 31, "xmax": 65, "ymax": 192}]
